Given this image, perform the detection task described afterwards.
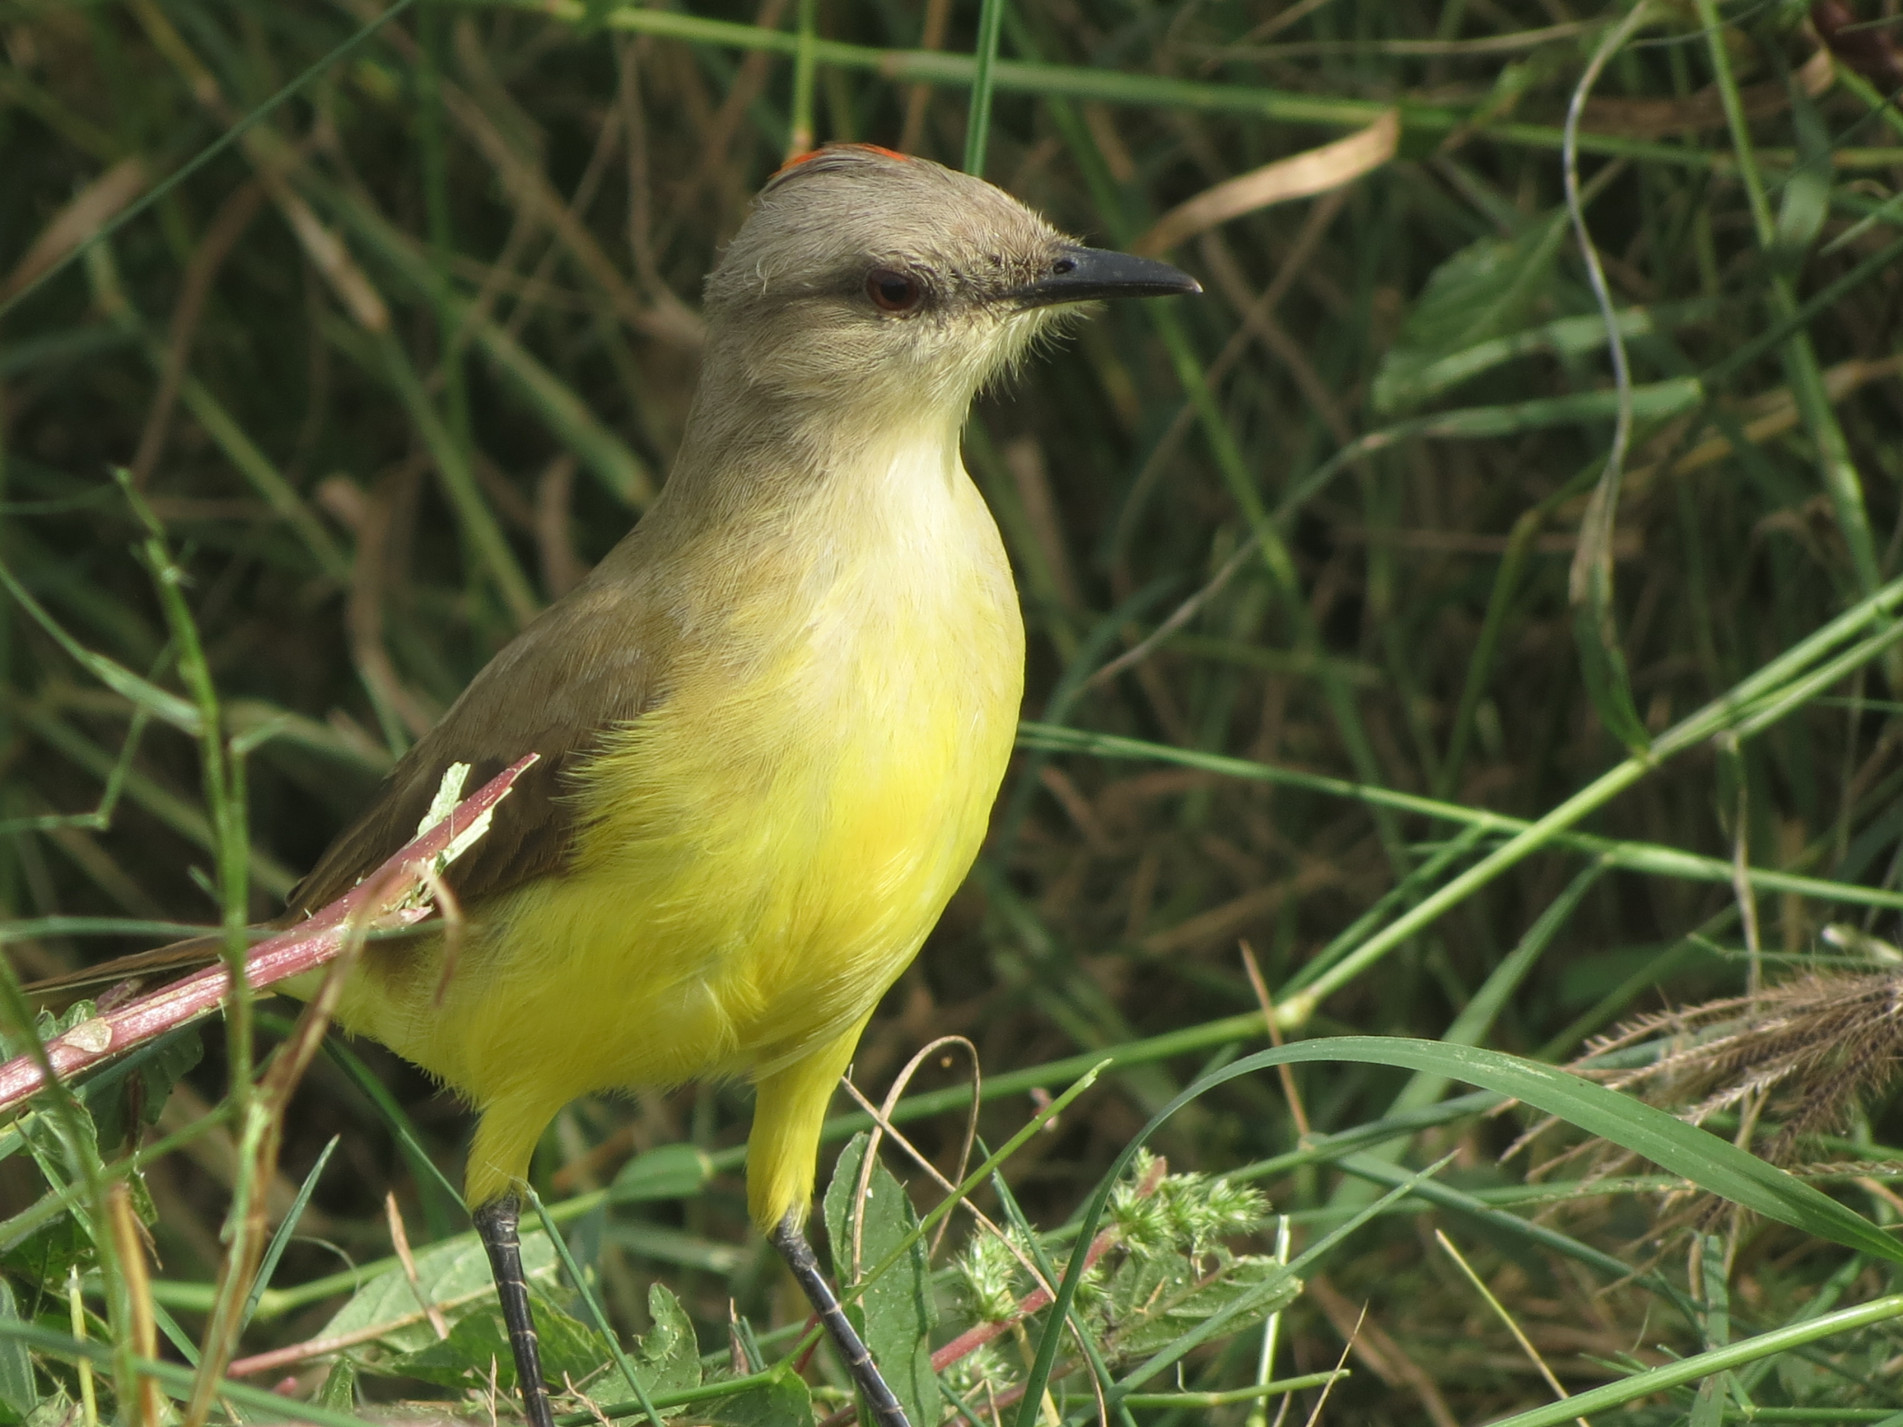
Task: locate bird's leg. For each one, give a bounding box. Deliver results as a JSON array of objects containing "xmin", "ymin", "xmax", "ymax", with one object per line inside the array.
[
  {"xmin": 768, "ymin": 1213, "xmax": 912, "ymax": 1427},
  {"xmin": 473, "ymin": 1194, "xmax": 556, "ymax": 1427}
]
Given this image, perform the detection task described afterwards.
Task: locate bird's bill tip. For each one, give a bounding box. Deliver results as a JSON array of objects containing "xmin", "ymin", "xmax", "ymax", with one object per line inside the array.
[{"xmin": 1011, "ymin": 245, "xmax": 1201, "ymax": 306}]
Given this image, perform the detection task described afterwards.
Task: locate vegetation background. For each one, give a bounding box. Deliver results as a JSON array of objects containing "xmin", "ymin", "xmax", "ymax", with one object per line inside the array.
[{"xmin": 6, "ymin": 0, "xmax": 1903, "ymax": 1422}]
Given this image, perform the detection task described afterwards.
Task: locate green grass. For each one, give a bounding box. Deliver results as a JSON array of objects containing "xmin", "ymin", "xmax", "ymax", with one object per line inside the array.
[{"xmin": 6, "ymin": 0, "xmax": 1903, "ymax": 1423}]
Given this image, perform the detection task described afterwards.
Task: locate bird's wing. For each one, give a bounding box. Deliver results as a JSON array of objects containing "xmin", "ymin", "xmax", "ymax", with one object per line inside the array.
[
  {"xmin": 286, "ymin": 575, "xmax": 666, "ymax": 918},
  {"xmin": 20, "ymin": 642, "xmax": 641, "ymax": 993},
  {"xmin": 19, "ymin": 553, "xmax": 669, "ymax": 1002},
  {"xmin": 19, "ymin": 670, "xmax": 631, "ymax": 995},
  {"xmin": 22, "ymin": 934, "xmax": 226, "ymax": 997}
]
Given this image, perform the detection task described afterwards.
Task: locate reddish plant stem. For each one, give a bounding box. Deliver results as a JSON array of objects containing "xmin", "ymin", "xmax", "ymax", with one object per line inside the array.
[
  {"xmin": 927, "ymin": 1221, "xmax": 1121, "ymax": 1375},
  {"xmin": 0, "ymin": 755, "xmax": 535, "ymax": 1116},
  {"xmin": 929, "ymin": 1153, "xmax": 1166, "ymax": 1375}
]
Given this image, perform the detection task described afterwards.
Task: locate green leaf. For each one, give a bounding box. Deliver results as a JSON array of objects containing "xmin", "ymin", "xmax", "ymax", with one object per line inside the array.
[
  {"xmin": 636, "ymin": 1282, "xmax": 702, "ymax": 1394},
  {"xmin": 1771, "ymin": 65, "xmax": 1831, "ymax": 266},
  {"xmin": 87, "ymin": 1025, "xmax": 204, "ymax": 1151},
  {"xmin": 320, "ymin": 1226, "xmax": 558, "ymax": 1356},
  {"xmin": 1567, "ymin": 364, "xmax": 1651, "ymax": 760},
  {"xmin": 610, "ymin": 1144, "xmax": 712, "ymax": 1204},
  {"xmin": 1480, "ymin": 1292, "xmax": 1903, "ymax": 1427},
  {"xmin": 18, "ymin": 1389, "xmax": 71, "ymax": 1427},
  {"xmin": 607, "ymin": 1283, "xmax": 701, "ymax": 1400},
  {"xmin": 1570, "ymin": 547, "xmax": 1652, "ymax": 756},
  {"xmin": 391, "ymin": 1288, "xmax": 602, "ymax": 1391},
  {"xmin": 823, "ymin": 1133, "xmax": 935, "ymax": 1427},
  {"xmin": 386, "ymin": 1306, "xmax": 513, "ymax": 1390},
  {"xmin": 1373, "ymin": 304, "xmax": 1708, "ymax": 415},
  {"xmin": 313, "ymin": 1359, "xmax": 356, "ymax": 1414},
  {"xmin": 701, "ymin": 1371, "xmax": 814, "ymax": 1427},
  {"xmin": 1, "ymin": 1091, "xmax": 104, "ymax": 1281},
  {"xmin": 1371, "ymin": 211, "xmax": 1570, "ymax": 414},
  {"xmin": 1690, "ymin": 1232, "xmax": 1732, "ymax": 1425},
  {"xmin": 515, "ymin": 1287, "xmax": 611, "ymax": 1388},
  {"xmin": 1096, "ymin": 1252, "xmax": 1298, "ymax": 1359},
  {"xmin": 243, "ymin": 1136, "xmax": 338, "ymax": 1332},
  {"xmin": 0, "ymin": 1280, "xmax": 37, "ymax": 1424},
  {"xmin": 0, "ymin": 1206, "xmax": 90, "ymax": 1285}
]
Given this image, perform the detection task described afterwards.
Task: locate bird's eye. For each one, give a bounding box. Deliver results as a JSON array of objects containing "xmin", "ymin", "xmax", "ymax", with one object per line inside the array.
[{"xmin": 866, "ymin": 268, "xmax": 924, "ymax": 313}]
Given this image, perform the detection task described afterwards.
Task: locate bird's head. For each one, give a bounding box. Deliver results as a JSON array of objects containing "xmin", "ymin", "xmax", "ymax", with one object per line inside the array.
[{"xmin": 700, "ymin": 145, "xmax": 1197, "ymax": 429}]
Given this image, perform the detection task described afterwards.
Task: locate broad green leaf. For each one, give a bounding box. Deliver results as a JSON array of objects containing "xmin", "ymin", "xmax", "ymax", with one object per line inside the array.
[
  {"xmin": 18, "ymin": 1389, "xmax": 70, "ymax": 1427},
  {"xmin": 385, "ymin": 1306, "xmax": 515, "ymax": 1390},
  {"xmin": 822, "ymin": 1129, "xmax": 868, "ymax": 1281},
  {"xmin": 391, "ymin": 1288, "xmax": 603, "ymax": 1391},
  {"xmin": 1371, "ymin": 211, "xmax": 1570, "ymax": 414},
  {"xmin": 823, "ymin": 1133, "xmax": 935, "ymax": 1427},
  {"xmin": 1382, "ymin": 303, "xmax": 1709, "ymax": 411},
  {"xmin": 314, "ymin": 1359, "xmax": 356, "ymax": 1414},
  {"xmin": 319, "ymin": 1227, "xmax": 558, "ymax": 1354},
  {"xmin": 610, "ymin": 1144, "xmax": 712, "ymax": 1203},
  {"xmin": 0, "ymin": 1281, "xmax": 36, "ymax": 1424},
  {"xmin": 638, "ymin": 1282, "xmax": 701, "ymax": 1394},
  {"xmin": 701, "ymin": 1371, "xmax": 814, "ymax": 1427},
  {"xmin": 2, "ymin": 1087, "xmax": 104, "ymax": 1280},
  {"xmin": 0, "ymin": 1202, "xmax": 90, "ymax": 1283},
  {"xmin": 588, "ymin": 1282, "xmax": 700, "ymax": 1403},
  {"xmin": 86, "ymin": 1024, "xmax": 204, "ymax": 1151}
]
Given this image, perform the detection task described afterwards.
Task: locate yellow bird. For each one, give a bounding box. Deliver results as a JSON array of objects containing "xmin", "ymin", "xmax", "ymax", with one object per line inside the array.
[{"xmin": 52, "ymin": 144, "xmax": 1197, "ymax": 1427}]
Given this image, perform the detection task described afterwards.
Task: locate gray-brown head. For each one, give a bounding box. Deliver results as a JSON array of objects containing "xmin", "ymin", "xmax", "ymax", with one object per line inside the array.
[{"xmin": 697, "ymin": 145, "xmax": 1197, "ymax": 428}]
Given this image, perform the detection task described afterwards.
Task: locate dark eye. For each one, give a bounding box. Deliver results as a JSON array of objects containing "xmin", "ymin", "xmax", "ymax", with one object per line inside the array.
[{"xmin": 866, "ymin": 268, "xmax": 923, "ymax": 313}]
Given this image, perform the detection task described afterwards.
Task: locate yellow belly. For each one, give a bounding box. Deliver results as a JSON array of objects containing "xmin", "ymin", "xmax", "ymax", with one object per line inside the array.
[{"xmin": 330, "ymin": 446, "xmax": 1023, "ymax": 1222}]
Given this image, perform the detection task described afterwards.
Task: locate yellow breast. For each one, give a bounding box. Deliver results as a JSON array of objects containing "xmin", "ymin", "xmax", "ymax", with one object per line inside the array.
[{"xmin": 348, "ymin": 433, "xmax": 1022, "ymax": 1201}]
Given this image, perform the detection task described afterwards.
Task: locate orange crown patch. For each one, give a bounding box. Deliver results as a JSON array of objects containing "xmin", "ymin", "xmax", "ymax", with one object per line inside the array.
[{"xmin": 774, "ymin": 142, "xmax": 912, "ymax": 176}]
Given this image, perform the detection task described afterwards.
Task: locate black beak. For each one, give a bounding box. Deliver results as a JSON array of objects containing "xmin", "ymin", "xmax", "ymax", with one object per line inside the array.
[{"xmin": 1011, "ymin": 245, "xmax": 1201, "ymax": 307}]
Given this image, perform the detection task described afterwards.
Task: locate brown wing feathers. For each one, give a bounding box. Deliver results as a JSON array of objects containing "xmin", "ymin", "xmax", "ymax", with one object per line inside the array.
[
  {"xmin": 26, "ymin": 565, "xmax": 665, "ymax": 997},
  {"xmin": 284, "ymin": 744, "xmax": 581, "ymax": 917},
  {"xmin": 290, "ymin": 581, "xmax": 665, "ymax": 915}
]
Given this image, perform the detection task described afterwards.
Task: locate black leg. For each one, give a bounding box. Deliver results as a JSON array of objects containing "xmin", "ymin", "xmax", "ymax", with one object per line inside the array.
[
  {"xmin": 768, "ymin": 1213, "xmax": 912, "ymax": 1427},
  {"xmin": 474, "ymin": 1194, "xmax": 557, "ymax": 1427}
]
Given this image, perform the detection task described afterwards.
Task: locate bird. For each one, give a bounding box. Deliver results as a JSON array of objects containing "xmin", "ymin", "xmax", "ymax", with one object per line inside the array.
[{"xmin": 32, "ymin": 143, "xmax": 1198, "ymax": 1427}]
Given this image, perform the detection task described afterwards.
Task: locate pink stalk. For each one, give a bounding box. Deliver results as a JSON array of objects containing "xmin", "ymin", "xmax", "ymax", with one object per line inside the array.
[
  {"xmin": 0, "ymin": 754, "xmax": 536, "ymax": 1118},
  {"xmin": 927, "ymin": 1155, "xmax": 1166, "ymax": 1375},
  {"xmin": 927, "ymin": 1220, "xmax": 1122, "ymax": 1374}
]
